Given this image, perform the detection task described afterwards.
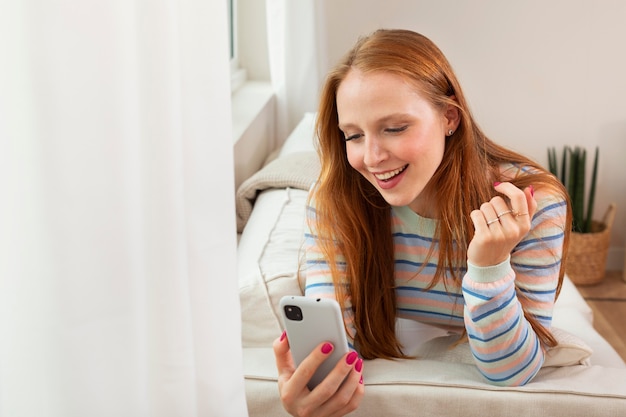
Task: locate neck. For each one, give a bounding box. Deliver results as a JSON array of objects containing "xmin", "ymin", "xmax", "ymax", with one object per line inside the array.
[{"xmin": 408, "ymin": 187, "xmax": 439, "ymax": 219}]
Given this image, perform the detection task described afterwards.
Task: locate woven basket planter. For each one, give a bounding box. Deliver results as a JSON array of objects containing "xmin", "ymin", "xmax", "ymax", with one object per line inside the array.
[{"xmin": 565, "ymin": 203, "xmax": 616, "ymax": 285}]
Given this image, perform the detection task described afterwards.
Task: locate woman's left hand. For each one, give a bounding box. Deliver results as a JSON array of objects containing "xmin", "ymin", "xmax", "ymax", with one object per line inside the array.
[{"xmin": 467, "ymin": 182, "xmax": 537, "ymax": 267}]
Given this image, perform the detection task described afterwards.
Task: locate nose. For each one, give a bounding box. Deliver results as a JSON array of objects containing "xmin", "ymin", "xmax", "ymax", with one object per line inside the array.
[{"xmin": 363, "ymin": 135, "xmax": 388, "ymax": 167}]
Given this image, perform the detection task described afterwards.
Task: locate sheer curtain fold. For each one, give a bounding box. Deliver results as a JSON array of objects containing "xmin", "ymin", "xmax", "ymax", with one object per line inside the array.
[
  {"xmin": 266, "ymin": 0, "xmax": 320, "ymax": 142},
  {"xmin": 0, "ymin": 1, "xmax": 247, "ymax": 416}
]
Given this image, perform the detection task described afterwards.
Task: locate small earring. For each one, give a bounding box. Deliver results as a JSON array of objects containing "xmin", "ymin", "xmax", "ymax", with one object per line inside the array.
[{"xmin": 447, "ymin": 129, "xmax": 454, "ymax": 136}]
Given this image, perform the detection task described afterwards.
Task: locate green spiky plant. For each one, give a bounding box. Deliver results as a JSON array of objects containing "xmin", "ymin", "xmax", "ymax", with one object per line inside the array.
[{"xmin": 547, "ymin": 146, "xmax": 599, "ymax": 233}]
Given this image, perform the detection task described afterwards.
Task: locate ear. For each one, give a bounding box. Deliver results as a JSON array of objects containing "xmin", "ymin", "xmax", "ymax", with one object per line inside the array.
[{"xmin": 443, "ymin": 97, "xmax": 461, "ymax": 133}]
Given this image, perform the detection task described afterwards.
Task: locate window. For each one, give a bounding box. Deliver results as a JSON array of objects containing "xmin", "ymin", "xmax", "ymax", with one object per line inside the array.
[{"xmin": 228, "ymin": 0, "xmax": 246, "ymax": 92}]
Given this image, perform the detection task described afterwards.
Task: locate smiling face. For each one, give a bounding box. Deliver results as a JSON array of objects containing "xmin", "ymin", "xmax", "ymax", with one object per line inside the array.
[{"xmin": 337, "ymin": 69, "xmax": 458, "ymax": 216}]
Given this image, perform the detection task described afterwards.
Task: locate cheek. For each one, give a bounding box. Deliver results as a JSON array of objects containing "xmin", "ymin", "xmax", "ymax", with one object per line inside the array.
[{"xmin": 345, "ymin": 144, "xmax": 363, "ymax": 170}]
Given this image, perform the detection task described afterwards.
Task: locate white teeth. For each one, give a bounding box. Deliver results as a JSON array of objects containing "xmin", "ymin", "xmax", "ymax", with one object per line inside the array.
[{"xmin": 374, "ymin": 165, "xmax": 407, "ymax": 181}]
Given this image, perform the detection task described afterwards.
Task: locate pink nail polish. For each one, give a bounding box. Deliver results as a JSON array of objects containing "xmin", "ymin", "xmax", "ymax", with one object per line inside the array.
[
  {"xmin": 359, "ymin": 375, "xmax": 364, "ymax": 384},
  {"xmin": 280, "ymin": 330, "xmax": 286, "ymax": 342},
  {"xmin": 493, "ymin": 181, "xmax": 502, "ymax": 187},
  {"xmin": 321, "ymin": 342, "xmax": 333, "ymax": 354},
  {"xmin": 346, "ymin": 351, "xmax": 358, "ymax": 365},
  {"xmin": 529, "ymin": 184, "xmax": 535, "ymax": 197},
  {"xmin": 355, "ymin": 358, "xmax": 363, "ymax": 372}
]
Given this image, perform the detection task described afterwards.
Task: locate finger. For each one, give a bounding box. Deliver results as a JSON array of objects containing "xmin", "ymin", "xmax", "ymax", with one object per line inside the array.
[
  {"xmin": 287, "ymin": 342, "xmax": 338, "ymax": 397},
  {"xmin": 479, "ymin": 202, "xmax": 500, "ymax": 228},
  {"xmin": 278, "ymin": 341, "xmax": 337, "ymax": 414},
  {"xmin": 470, "ymin": 209, "xmax": 490, "ymax": 233},
  {"xmin": 307, "ymin": 351, "xmax": 357, "ymax": 402},
  {"xmin": 522, "ymin": 185, "xmax": 537, "ymax": 218},
  {"xmin": 311, "ymin": 354, "xmax": 364, "ymax": 417},
  {"xmin": 326, "ymin": 365, "xmax": 365, "ymax": 417},
  {"xmin": 273, "ymin": 330, "xmax": 295, "ymax": 377},
  {"xmin": 489, "ymin": 196, "xmax": 516, "ymax": 225},
  {"xmin": 493, "ymin": 181, "xmax": 526, "ymax": 214}
]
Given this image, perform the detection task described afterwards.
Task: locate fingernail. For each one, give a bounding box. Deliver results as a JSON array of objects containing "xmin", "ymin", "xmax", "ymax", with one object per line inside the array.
[
  {"xmin": 280, "ymin": 330, "xmax": 287, "ymax": 342},
  {"xmin": 529, "ymin": 184, "xmax": 534, "ymax": 197},
  {"xmin": 359, "ymin": 375, "xmax": 364, "ymax": 384},
  {"xmin": 346, "ymin": 351, "xmax": 358, "ymax": 365},
  {"xmin": 493, "ymin": 181, "xmax": 501, "ymax": 187},
  {"xmin": 355, "ymin": 358, "xmax": 363, "ymax": 372},
  {"xmin": 321, "ymin": 342, "xmax": 333, "ymax": 354}
]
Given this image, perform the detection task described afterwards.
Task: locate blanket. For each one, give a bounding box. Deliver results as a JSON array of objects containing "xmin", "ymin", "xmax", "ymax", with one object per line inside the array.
[{"xmin": 236, "ymin": 151, "xmax": 320, "ymax": 232}]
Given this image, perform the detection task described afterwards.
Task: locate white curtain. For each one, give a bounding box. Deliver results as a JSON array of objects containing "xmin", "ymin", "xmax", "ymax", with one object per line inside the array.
[
  {"xmin": 266, "ymin": 0, "xmax": 320, "ymax": 142},
  {"xmin": 0, "ymin": 1, "xmax": 248, "ymax": 416}
]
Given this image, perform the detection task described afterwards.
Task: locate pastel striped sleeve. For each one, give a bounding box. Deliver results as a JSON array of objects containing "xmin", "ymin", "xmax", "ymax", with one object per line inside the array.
[
  {"xmin": 462, "ymin": 192, "xmax": 567, "ymax": 386},
  {"xmin": 302, "ymin": 201, "xmax": 357, "ymax": 345}
]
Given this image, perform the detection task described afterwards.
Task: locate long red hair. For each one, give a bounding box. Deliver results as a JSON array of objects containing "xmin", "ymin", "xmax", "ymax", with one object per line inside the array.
[{"xmin": 312, "ymin": 29, "xmax": 571, "ymax": 359}]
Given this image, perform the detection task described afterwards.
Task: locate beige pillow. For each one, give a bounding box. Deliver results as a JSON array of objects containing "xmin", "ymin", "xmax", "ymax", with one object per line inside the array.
[{"xmin": 238, "ymin": 188, "xmax": 308, "ymax": 347}]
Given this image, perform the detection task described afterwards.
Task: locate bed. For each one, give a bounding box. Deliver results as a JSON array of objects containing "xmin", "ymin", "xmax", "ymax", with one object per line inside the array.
[{"xmin": 236, "ymin": 113, "xmax": 626, "ymax": 416}]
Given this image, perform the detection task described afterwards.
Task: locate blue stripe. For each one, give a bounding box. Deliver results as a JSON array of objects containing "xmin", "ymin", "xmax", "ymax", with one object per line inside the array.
[
  {"xmin": 397, "ymin": 308, "xmax": 462, "ymax": 321},
  {"xmin": 514, "ymin": 232, "xmax": 564, "ymax": 248},
  {"xmin": 396, "ymin": 287, "xmax": 464, "ymax": 299},
  {"xmin": 462, "ymin": 287, "xmax": 492, "ymax": 301},
  {"xmin": 517, "ymin": 287, "xmax": 556, "ymax": 295},
  {"xmin": 393, "ymin": 232, "xmax": 435, "ymax": 243},
  {"xmin": 534, "ymin": 200, "xmax": 567, "ymax": 219},
  {"xmin": 472, "ymin": 291, "xmax": 516, "ymax": 322},
  {"xmin": 305, "ymin": 259, "xmax": 346, "ymax": 266},
  {"xmin": 468, "ymin": 317, "xmax": 519, "ymax": 343},
  {"xmin": 395, "ymin": 259, "xmax": 438, "ymax": 268},
  {"xmin": 480, "ymin": 336, "xmax": 540, "ymax": 383},
  {"xmin": 510, "ymin": 260, "xmax": 561, "ymax": 270},
  {"xmin": 304, "ymin": 282, "xmax": 335, "ymax": 290},
  {"xmin": 472, "ymin": 322, "xmax": 528, "ymax": 363}
]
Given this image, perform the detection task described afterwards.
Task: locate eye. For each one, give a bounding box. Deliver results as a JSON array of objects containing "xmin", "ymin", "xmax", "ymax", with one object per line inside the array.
[
  {"xmin": 385, "ymin": 125, "xmax": 408, "ymax": 134},
  {"xmin": 344, "ymin": 133, "xmax": 363, "ymax": 142}
]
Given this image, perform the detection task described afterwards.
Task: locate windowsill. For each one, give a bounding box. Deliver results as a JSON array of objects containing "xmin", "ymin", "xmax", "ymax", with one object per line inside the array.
[
  {"xmin": 231, "ymin": 68, "xmax": 247, "ymax": 93},
  {"xmin": 231, "ymin": 81, "xmax": 274, "ymax": 144}
]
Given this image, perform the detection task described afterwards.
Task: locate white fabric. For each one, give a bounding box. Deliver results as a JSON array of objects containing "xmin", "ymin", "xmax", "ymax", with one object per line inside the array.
[
  {"xmin": 266, "ymin": 1, "xmax": 320, "ymax": 143},
  {"xmin": 243, "ymin": 347, "xmax": 626, "ymax": 417},
  {"xmin": 0, "ymin": 1, "xmax": 247, "ymax": 416}
]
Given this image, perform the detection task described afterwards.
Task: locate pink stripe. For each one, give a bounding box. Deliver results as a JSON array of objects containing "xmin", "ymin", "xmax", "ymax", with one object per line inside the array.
[
  {"xmin": 481, "ymin": 347, "xmax": 533, "ymax": 375},
  {"xmin": 397, "ymin": 296, "xmax": 462, "ymax": 312},
  {"xmin": 465, "ymin": 305, "xmax": 520, "ymax": 337}
]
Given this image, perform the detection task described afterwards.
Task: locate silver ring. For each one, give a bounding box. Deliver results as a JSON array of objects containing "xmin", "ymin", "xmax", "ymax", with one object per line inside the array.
[
  {"xmin": 486, "ymin": 218, "xmax": 499, "ymax": 225},
  {"xmin": 497, "ymin": 210, "xmax": 513, "ymax": 218}
]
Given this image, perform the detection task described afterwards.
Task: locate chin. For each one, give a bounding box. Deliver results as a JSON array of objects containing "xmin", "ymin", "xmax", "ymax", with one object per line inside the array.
[{"xmin": 377, "ymin": 192, "xmax": 414, "ymax": 208}]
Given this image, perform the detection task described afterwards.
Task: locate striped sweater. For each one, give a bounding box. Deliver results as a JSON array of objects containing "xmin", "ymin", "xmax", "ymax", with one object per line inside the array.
[{"xmin": 303, "ymin": 184, "xmax": 567, "ymax": 387}]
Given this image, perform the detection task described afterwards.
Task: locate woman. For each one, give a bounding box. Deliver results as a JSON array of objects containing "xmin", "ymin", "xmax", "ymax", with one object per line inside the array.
[{"xmin": 274, "ymin": 29, "xmax": 571, "ymax": 416}]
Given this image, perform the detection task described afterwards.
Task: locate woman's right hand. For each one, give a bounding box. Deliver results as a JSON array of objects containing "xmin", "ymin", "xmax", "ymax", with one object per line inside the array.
[{"xmin": 273, "ymin": 331, "xmax": 364, "ymax": 417}]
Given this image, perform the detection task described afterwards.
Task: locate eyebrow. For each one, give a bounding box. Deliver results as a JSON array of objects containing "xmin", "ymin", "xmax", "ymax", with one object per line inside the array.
[{"xmin": 338, "ymin": 113, "xmax": 412, "ymax": 131}]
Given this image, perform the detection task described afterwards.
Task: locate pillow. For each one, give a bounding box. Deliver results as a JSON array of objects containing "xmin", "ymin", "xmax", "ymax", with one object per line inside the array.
[
  {"xmin": 277, "ymin": 112, "xmax": 317, "ymax": 158},
  {"xmin": 544, "ymin": 327, "xmax": 593, "ymax": 366},
  {"xmin": 238, "ymin": 188, "xmax": 309, "ymax": 347},
  {"xmin": 235, "ymin": 151, "xmax": 319, "ymax": 232}
]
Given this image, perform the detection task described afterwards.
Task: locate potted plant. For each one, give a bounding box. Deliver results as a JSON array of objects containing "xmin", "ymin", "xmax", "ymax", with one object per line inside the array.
[{"xmin": 547, "ymin": 146, "xmax": 616, "ymax": 285}]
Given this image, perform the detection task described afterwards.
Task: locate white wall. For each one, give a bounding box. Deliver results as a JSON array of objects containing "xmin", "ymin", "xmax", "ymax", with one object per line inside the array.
[{"xmin": 313, "ymin": 0, "xmax": 626, "ymax": 269}]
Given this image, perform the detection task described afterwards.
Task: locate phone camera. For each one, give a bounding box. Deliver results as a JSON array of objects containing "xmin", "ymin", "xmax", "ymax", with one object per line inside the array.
[{"xmin": 284, "ymin": 305, "xmax": 303, "ymax": 321}]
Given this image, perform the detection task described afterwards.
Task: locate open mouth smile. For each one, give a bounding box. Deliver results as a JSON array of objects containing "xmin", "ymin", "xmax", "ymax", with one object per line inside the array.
[{"xmin": 374, "ymin": 165, "xmax": 408, "ymax": 182}]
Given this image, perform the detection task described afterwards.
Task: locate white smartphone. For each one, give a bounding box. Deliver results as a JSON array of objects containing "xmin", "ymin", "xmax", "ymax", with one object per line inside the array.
[{"xmin": 279, "ymin": 295, "xmax": 350, "ymax": 390}]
